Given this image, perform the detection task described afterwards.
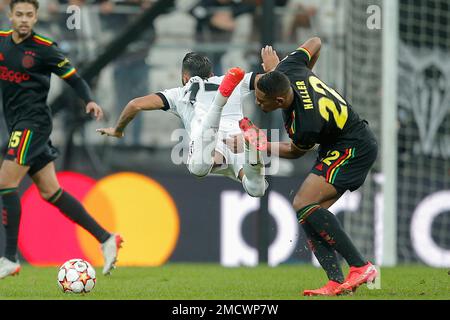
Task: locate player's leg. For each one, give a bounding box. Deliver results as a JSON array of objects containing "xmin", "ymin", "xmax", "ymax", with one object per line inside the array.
[
  {"xmin": 300, "ymin": 140, "xmax": 378, "ymax": 294},
  {"xmin": 31, "ymin": 161, "xmax": 111, "ymax": 242},
  {"xmin": 214, "ymin": 130, "xmax": 267, "ymax": 197},
  {"xmin": 237, "ymin": 117, "xmax": 268, "ymax": 197},
  {"xmin": 234, "ymin": 156, "xmax": 267, "ymax": 198},
  {"xmin": 307, "ymin": 195, "xmax": 347, "ymax": 282},
  {"xmin": 240, "ymin": 170, "xmax": 267, "ymax": 197},
  {"xmin": 31, "ymin": 161, "xmax": 123, "ymax": 275},
  {"xmin": 0, "ymin": 160, "xmax": 29, "ymax": 278},
  {"xmin": 188, "ymin": 68, "xmax": 245, "ymax": 177},
  {"xmin": 302, "ymin": 222, "xmax": 344, "ymax": 296},
  {"xmin": 240, "ymin": 146, "xmax": 267, "ymax": 197},
  {"xmin": 318, "ymin": 141, "xmax": 379, "ymax": 294},
  {"xmin": 300, "ymin": 189, "xmax": 342, "ymax": 284},
  {"xmin": 295, "ymin": 174, "xmax": 368, "ymax": 269},
  {"xmin": 301, "ymin": 185, "xmax": 343, "ymax": 286},
  {"xmin": 290, "ymin": 173, "xmax": 350, "ymax": 295}
]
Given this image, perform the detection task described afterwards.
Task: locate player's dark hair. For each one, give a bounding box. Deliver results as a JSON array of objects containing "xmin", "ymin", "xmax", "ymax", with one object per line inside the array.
[
  {"xmin": 10, "ymin": 0, "xmax": 40, "ymax": 10},
  {"xmin": 257, "ymin": 71, "xmax": 291, "ymax": 97},
  {"xmin": 182, "ymin": 52, "xmax": 213, "ymax": 79}
]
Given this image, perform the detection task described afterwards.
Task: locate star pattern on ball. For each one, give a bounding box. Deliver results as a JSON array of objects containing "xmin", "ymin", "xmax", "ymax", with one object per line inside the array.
[
  {"xmin": 60, "ymin": 279, "xmax": 72, "ymax": 292},
  {"xmin": 78, "ymin": 272, "xmax": 91, "ymax": 285}
]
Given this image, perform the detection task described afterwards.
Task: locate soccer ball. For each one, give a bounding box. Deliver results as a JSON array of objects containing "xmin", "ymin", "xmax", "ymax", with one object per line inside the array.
[{"xmin": 57, "ymin": 258, "xmax": 96, "ymax": 293}]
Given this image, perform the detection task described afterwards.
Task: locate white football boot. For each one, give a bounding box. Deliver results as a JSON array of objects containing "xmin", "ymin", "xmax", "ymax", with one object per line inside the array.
[
  {"xmin": 101, "ymin": 233, "xmax": 124, "ymax": 275},
  {"xmin": 0, "ymin": 257, "xmax": 21, "ymax": 279}
]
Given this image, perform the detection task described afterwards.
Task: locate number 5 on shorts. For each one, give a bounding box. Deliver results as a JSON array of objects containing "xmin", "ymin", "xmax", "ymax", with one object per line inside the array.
[
  {"xmin": 8, "ymin": 131, "xmax": 23, "ymax": 148},
  {"xmin": 7, "ymin": 129, "xmax": 33, "ymax": 165}
]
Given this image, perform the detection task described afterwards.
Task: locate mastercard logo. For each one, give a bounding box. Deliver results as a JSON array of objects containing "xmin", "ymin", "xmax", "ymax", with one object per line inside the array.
[{"xmin": 18, "ymin": 172, "xmax": 180, "ymax": 267}]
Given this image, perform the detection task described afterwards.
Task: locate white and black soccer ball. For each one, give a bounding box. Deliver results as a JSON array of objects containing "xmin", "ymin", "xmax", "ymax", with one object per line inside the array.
[{"xmin": 57, "ymin": 258, "xmax": 96, "ymax": 294}]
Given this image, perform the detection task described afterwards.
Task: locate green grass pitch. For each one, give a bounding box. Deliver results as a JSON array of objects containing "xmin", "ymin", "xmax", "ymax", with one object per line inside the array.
[{"xmin": 0, "ymin": 264, "xmax": 448, "ymax": 300}]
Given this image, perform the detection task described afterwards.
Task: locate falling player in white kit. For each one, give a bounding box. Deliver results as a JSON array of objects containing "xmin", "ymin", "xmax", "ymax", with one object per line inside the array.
[{"xmin": 97, "ymin": 52, "xmax": 267, "ymax": 197}]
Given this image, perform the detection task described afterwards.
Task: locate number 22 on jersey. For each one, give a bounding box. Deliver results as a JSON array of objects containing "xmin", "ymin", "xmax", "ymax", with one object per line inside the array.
[{"xmin": 309, "ymin": 76, "xmax": 348, "ymax": 129}]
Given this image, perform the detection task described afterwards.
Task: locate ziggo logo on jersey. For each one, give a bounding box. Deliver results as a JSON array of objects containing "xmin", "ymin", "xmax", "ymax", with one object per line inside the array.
[
  {"xmin": 19, "ymin": 172, "xmax": 179, "ymax": 266},
  {"xmin": 0, "ymin": 66, "xmax": 30, "ymax": 83}
]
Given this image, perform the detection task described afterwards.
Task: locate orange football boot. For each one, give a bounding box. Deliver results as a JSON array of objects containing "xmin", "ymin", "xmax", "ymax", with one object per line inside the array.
[
  {"xmin": 239, "ymin": 117, "xmax": 268, "ymax": 151},
  {"xmin": 335, "ymin": 262, "xmax": 378, "ymax": 295},
  {"xmin": 303, "ymin": 280, "xmax": 342, "ymax": 297},
  {"xmin": 218, "ymin": 67, "xmax": 245, "ymax": 97}
]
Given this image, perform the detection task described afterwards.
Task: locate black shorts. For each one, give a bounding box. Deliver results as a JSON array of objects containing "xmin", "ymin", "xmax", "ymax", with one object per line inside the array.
[
  {"xmin": 4, "ymin": 127, "xmax": 59, "ymax": 176},
  {"xmin": 311, "ymin": 130, "xmax": 378, "ymax": 195}
]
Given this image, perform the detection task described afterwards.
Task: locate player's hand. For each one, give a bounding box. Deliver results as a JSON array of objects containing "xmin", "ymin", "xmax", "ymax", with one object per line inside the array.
[
  {"xmin": 223, "ymin": 134, "xmax": 244, "ymax": 154},
  {"xmin": 96, "ymin": 127, "xmax": 124, "ymax": 138},
  {"xmin": 86, "ymin": 102, "xmax": 104, "ymax": 121},
  {"xmin": 261, "ymin": 45, "xmax": 280, "ymax": 72}
]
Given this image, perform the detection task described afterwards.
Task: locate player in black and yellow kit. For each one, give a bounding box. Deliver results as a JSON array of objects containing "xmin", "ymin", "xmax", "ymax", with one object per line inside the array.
[
  {"xmin": 242, "ymin": 38, "xmax": 378, "ymax": 296},
  {"xmin": 0, "ymin": 0, "xmax": 122, "ymax": 278}
]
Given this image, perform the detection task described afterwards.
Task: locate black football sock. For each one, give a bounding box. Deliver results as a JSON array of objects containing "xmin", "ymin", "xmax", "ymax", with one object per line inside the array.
[
  {"xmin": 48, "ymin": 189, "xmax": 110, "ymax": 243},
  {"xmin": 301, "ymin": 221, "xmax": 345, "ymax": 283},
  {"xmin": 299, "ymin": 205, "xmax": 367, "ymax": 267},
  {"xmin": 1, "ymin": 188, "xmax": 22, "ymax": 262}
]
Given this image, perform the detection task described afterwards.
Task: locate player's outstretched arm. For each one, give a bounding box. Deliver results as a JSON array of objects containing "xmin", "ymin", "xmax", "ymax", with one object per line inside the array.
[
  {"xmin": 299, "ymin": 37, "xmax": 321, "ymax": 70},
  {"xmin": 224, "ymin": 136, "xmax": 309, "ymax": 159},
  {"xmin": 61, "ymin": 75, "xmax": 104, "ymax": 121},
  {"xmin": 97, "ymin": 94, "xmax": 165, "ymax": 138},
  {"xmin": 268, "ymin": 141, "xmax": 309, "ymax": 159},
  {"xmin": 44, "ymin": 43, "xmax": 105, "ymax": 121}
]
